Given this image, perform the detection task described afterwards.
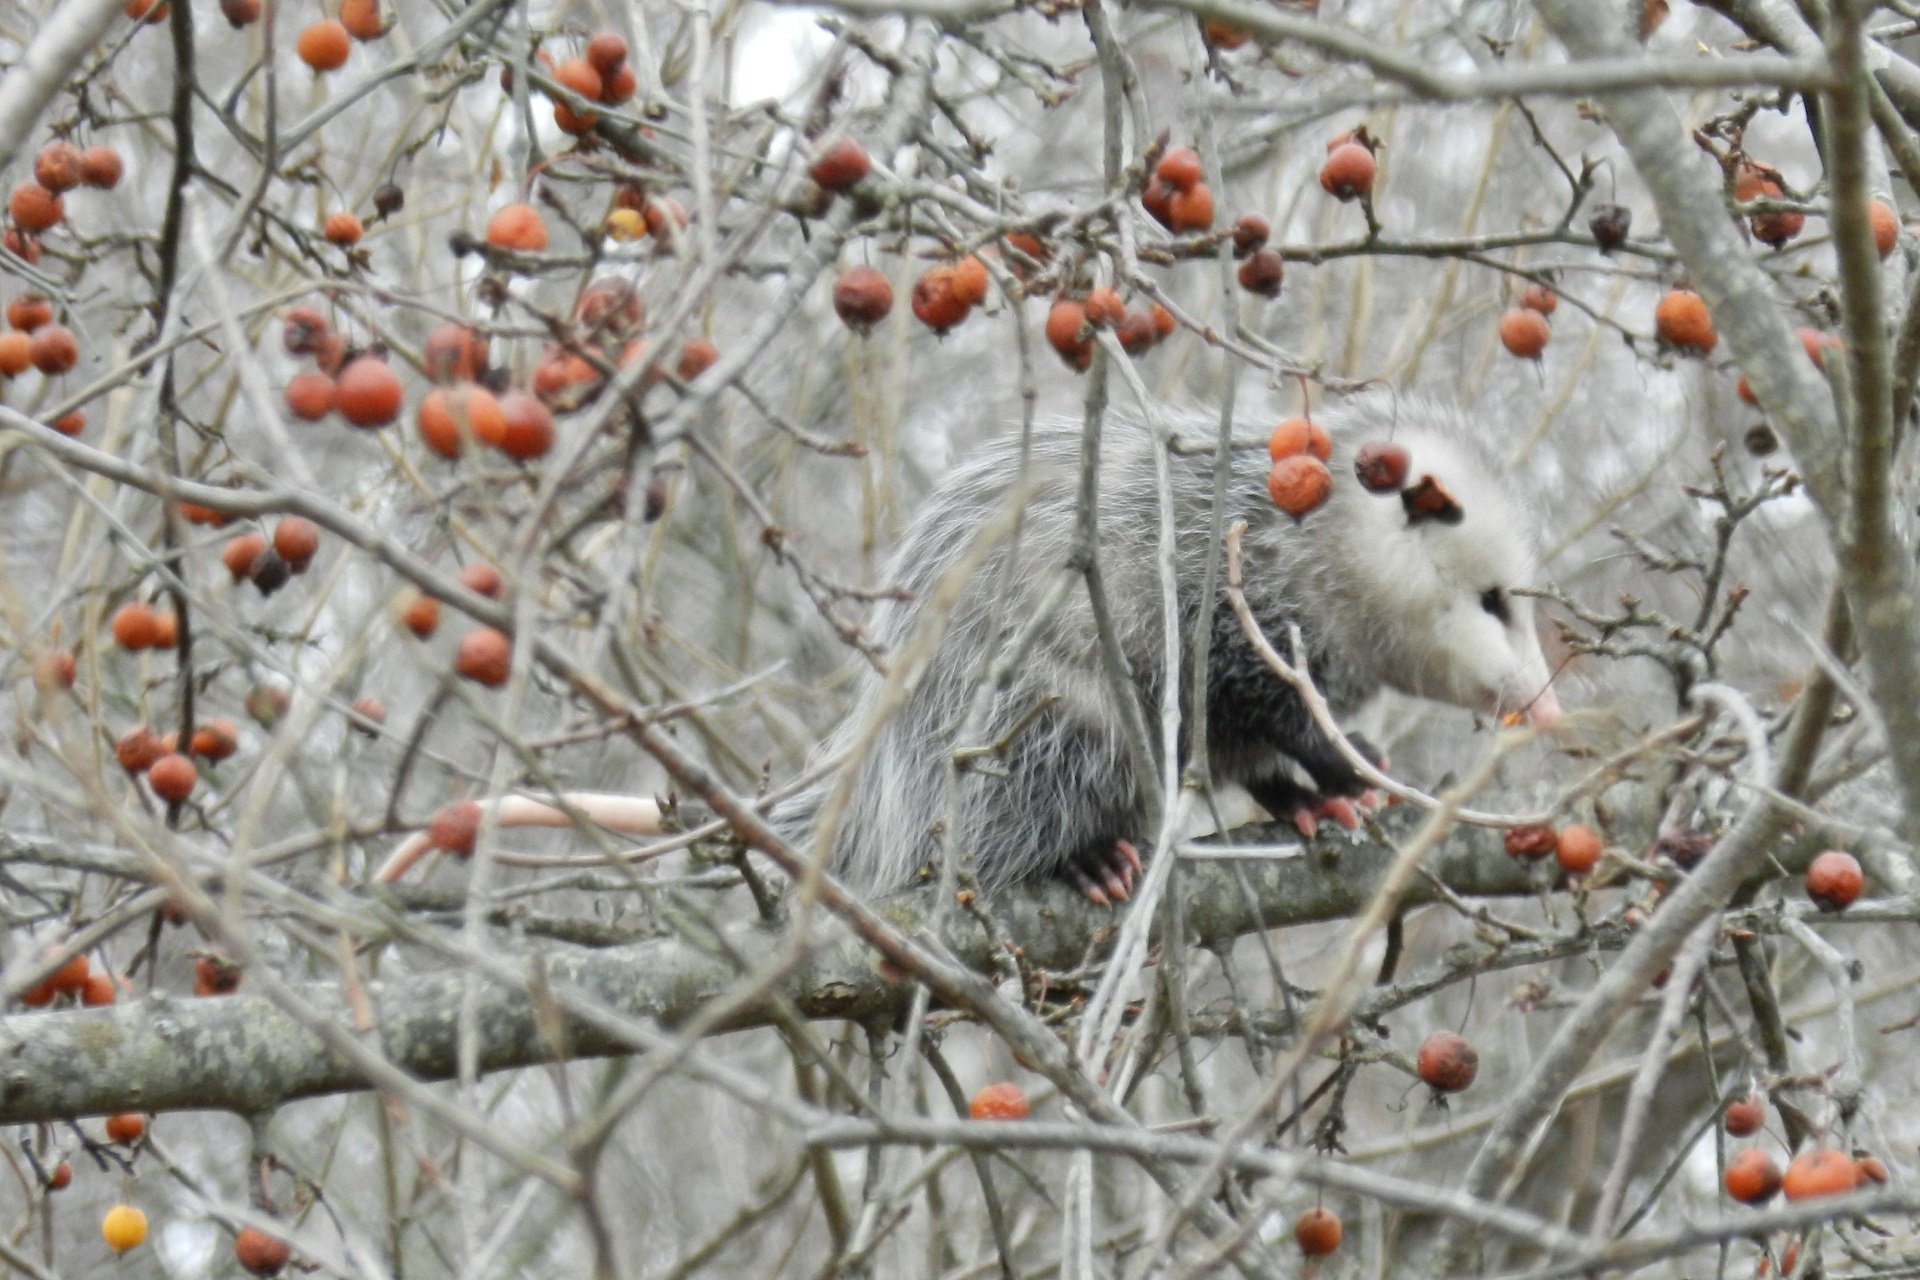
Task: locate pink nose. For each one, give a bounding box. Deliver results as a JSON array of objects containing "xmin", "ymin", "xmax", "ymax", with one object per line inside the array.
[{"xmin": 1527, "ymin": 684, "xmax": 1563, "ymax": 729}]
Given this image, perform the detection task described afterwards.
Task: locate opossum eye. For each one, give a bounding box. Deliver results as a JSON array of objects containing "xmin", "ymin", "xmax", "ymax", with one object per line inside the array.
[{"xmin": 1479, "ymin": 587, "xmax": 1510, "ymax": 623}]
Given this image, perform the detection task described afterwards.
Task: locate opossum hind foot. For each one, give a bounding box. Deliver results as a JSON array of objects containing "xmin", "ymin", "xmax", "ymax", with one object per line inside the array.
[{"xmin": 1064, "ymin": 838, "xmax": 1144, "ymax": 907}]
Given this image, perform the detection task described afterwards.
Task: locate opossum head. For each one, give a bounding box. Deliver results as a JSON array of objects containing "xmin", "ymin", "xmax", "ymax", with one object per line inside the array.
[{"xmin": 1322, "ymin": 420, "xmax": 1561, "ymax": 727}]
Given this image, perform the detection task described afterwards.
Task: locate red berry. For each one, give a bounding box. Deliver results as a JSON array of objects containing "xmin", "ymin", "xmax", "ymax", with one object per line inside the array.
[
  {"xmin": 1415, "ymin": 1030, "xmax": 1477, "ymax": 1092},
  {"xmin": 1805, "ymin": 850, "xmax": 1863, "ymax": 911},
  {"xmin": 1555, "ymin": 823, "xmax": 1603, "ymax": 875},
  {"xmin": 809, "ymin": 138, "xmax": 871, "ymax": 192},
  {"xmin": 429, "ymin": 800, "xmax": 483, "ymax": 856},
  {"xmin": 1294, "ymin": 1206, "xmax": 1342, "ymax": 1256},
  {"xmin": 1353, "ymin": 440, "xmax": 1409, "ymax": 493},
  {"xmin": 1782, "ymin": 1148, "xmax": 1858, "ymax": 1201},
  {"xmin": 1155, "ymin": 146, "xmax": 1203, "ymax": 193},
  {"xmin": 1319, "ymin": 143, "xmax": 1376, "ymax": 201},
  {"xmin": 832, "ymin": 266, "xmax": 893, "ymax": 332},
  {"xmin": 1267, "ymin": 456, "xmax": 1332, "ymax": 520},
  {"xmin": 1725, "ymin": 1148, "xmax": 1783, "ymax": 1204},
  {"xmin": 968, "ymin": 1082, "xmax": 1030, "ymax": 1120},
  {"xmin": 148, "ymin": 752, "xmax": 198, "ymax": 803},
  {"xmin": 1724, "ymin": 1094, "xmax": 1766, "ymax": 1137},
  {"xmin": 1498, "ymin": 308, "xmax": 1551, "ymax": 359}
]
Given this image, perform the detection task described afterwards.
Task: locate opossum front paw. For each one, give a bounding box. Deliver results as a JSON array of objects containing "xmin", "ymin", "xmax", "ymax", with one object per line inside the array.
[{"xmin": 1063, "ymin": 839, "xmax": 1143, "ymax": 907}]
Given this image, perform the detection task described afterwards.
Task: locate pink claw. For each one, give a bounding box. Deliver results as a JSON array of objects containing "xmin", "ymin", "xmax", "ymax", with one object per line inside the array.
[
  {"xmin": 1114, "ymin": 839, "xmax": 1143, "ymax": 875},
  {"xmin": 1316, "ymin": 796, "xmax": 1361, "ymax": 830},
  {"xmin": 1292, "ymin": 809, "xmax": 1320, "ymax": 839}
]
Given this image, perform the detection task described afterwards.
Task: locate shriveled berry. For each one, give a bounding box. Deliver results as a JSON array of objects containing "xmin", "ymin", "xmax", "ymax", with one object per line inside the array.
[
  {"xmin": 1232, "ymin": 213, "xmax": 1270, "ymax": 256},
  {"xmin": 1237, "ymin": 249, "xmax": 1284, "ymax": 298},
  {"xmin": 1505, "ymin": 823, "xmax": 1558, "ymax": 860},
  {"xmin": 1267, "ymin": 455, "xmax": 1332, "ymax": 519},
  {"xmin": 833, "ymin": 266, "xmax": 894, "ymax": 332},
  {"xmin": 1589, "ymin": 203, "xmax": 1631, "ymax": 252},
  {"xmin": 1353, "ymin": 440, "xmax": 1409, "ymax": 493},
  {"xmin": 429, "ymin": 800, "xmax": 483, "ymax": 856}
]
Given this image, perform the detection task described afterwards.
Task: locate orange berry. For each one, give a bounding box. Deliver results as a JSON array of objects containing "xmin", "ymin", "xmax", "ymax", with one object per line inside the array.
[
  {"xmin": 1142, "ymin": 176, "xmax": 1174, "ymax": 229},
  {"xmin": 457, "ymin": 563, "xmax": 504, "ymax": 600},
  {"xmin": 422, "ymin": 323, "xmax": 488, "ymax": 383},
  {"xmin": 79, "ymin": 146, "xmax": 124, "ymax": 189},
  {"xmin": 189, "ymin": 717, "xmax": 239, "ymax": 761},
  {"xmin": 193, "ymin": 953, "xmax": 243, "ymax": 995},
  {"xmin": 1655, "ymin": 288, "xmax": 1716, "ymax": 353},
  {"xmin": 124, "ymin": 0, "xmax": 168, "ymax": 21},
  {"xmin": 552, "ymin": 57, "xmax": 602, "ymax": 111},
  {"xmin": 833, "ymin": 266, "xmax": 894, "ymax": 332},
  {"xmin": 339, "ymin": 0, "xmax": 382, "ymax": 40},
  {"xmin": 1084, "ymin": 287, "xmax": 1125, "ymax": 328},
  {"xmin": 1202, "ymin": 19, "xmax": 1251, "ymax": 49},
  {"xmin": 1498, "ymin": 308, "xmax": 1551, "ymax": 359},
  {"xmin": 273, "ymin": 516, "xmax": 320, "ymax": 569},
  {"xmin": 51, "ymin": 410, "xmax": 83, "ymax": 436},
  {"xmin": 81, "ymin": 970, "xmax": 117, "ymax": 1006},
  {"xmin": 7, "ymin": 294, "xmax": 52, "ymax": 332},
  {"xmin": 111, "ymin": 602, "xmax": 163, "ymax": 651},
  {"xmin": 1155, "ymin": 146, "xmax": 1203, "ymax": 193},
  {"xmin": 222, "ymin": 533, "xmax": 265, "ymax": 582},
  {"xmin": 1870, "ymin": 197, "xmax": 1899, "ymax": 259},
  {"xmin": 1782, "ymin": 1148, "xmax": 1858, "ymax": 1200},
  {"xmin": 968, "ymin": 1082, "xmax": 1030, "ymax": 1120},
  {"xmin": 297, "ymin": 20, "xmax": 352, "ymax": 72},
  {"xmin": 1353, "ymin": 440, "xmax": 1409, "ymax": 493},
  {"xmin": 1267, "ymin": 455, "xmax": 1332, "ymax": 519},
  {"xmin": 28, "ymin": 324, "xmax": 78, "ymax": 375},
  {"xmin": 46, "ymin": 953, "xmax": 89, "ymax": 996},
  {"xmin": 150, "ymin": 610, "xmax": 178, "ymax": 650},
  {"xmin": 1725, "ymin": 1148, "xmax": 1783, "ymax": 1204},
  {"xmin": 116, "ymin": 726, "xmax": 165, "ymax": 773},
  {"xmin": 496, "ymin": 390, "xmax": 554, "ymax": 460},
  {"xmin": 1555, "ymin": 823, "xmax": 1603, "ymax": 875},
  {"xmin": 105, "ymin": 1112, "xmax": 146, "ymax": 1145},
  {"xmin": 399, "ymin": 591, "xmax": 440, "ymax": 639},
  {"xmin": 911, "ymin": 266, "xmax": 970, "ymax": 333},
  {"xmin": 1856, "ymin": 1154, "xmax": 1890, "ymax": 1185},
  {"xmin": 334, "ymin": 356, "xmax": 403, "ymax": 428},
  {"xmin": 177, "ymin": 502, "xmax": 227, "ymax": 528},
  {"xmin": 486, "ymin": 202, "xmax": 549, "ymax": 253},
  {"xmin": 1805, "ymin": 849, "xmax": 1863, "ymax": 911},
  {"xmin": 46, "ymin": 1160, "xmax": 72, "ymax": 1189},
  {"xmin": 32, "ymin": 647, "xmax": 76, "ymax": 691},
  {"xmin": 1520, "ymin": 283, "xmax": 1558, "ymax": 315},
  {"xmin": 1725, "ymin": 1093, "xmax": 1766, "ymax": 1137},
  {"xmin": 9, "ymin": 182, "xmax": 63, "ymax": 233},
  {"xmin": 429, "ymin": 799, "xmax": 483, "ymax": 856},
  {"xmin": 677, "ymin": 338, "xmax": 719, "ymax": 381},
  {"xmin": 417, "ymin": 384, "xmax": 505, "ymax": 459},
  {"xmin": 1166, "ymin": 182, "xmax": 1215, "ymax": 233},
  {"xmin": 455, "ymin": 628, "xmax": 512, "ymax": 686},
  {"xmin": 148, "ymin": 752, "xmax": 198, "ymax": 803},
  {"xmin": 532, "ymin": 349, "xmax": 601, "ymax": 405},
  {"xmin": 235, "ymin": 1227, "xmax": 293, "ymax": 1276},
  {"xmin": 950, "ymin": 255, "xmax": 990, "ymax": 307},
  {"xmin": 809, "ymin": 137, "xmax": 872, "ymax": 191},
  {"xmin": 33, "ymin": 143, "xmax": 83, "ymax": 195},
  {"xmin": 102, "ymin": 1204, "xmax": 147, "ymax": 1254},
  {"xmin": 1320, "ymin": 142, "xmax": 1376, "ymax": 201},
  {"xmin": 322, "ymin": 211, "xmax": 363, "ymax": 246},
  {"xmin": 587, "ymin": 31, "xmax": 629, "ymax": 74},
  {"xmin": 0, "ymin": 330, "xmax": 29, "ymax": 377},
  {"xmin": 284, "ymin": 371, "xmax": 334, "ymax": 421},
  {"xmin": 1266, "ymin": 417, "xmax": 1331, "ymax": 463},
  {"xmin": 1045, "ymin": 299, "xmax": 1090, "ymax": 356},
  {"xmin": 1294, "ymin": 1206, "xmax": 1342, "ymax": 1256},
  {"xmin": 1415, "ymin": 1030, "xmax": 1478, "ymax": 1092}
]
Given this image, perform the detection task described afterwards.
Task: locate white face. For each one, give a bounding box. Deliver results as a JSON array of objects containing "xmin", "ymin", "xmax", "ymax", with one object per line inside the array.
[{"xmin": 1334, "ymin": 434, "xmax": 1561, "ymax": 726}]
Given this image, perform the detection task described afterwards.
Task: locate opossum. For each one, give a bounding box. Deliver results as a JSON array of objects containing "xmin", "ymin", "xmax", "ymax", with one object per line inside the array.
[
  {"xmin": 773, "ymin": 397, "xmax": 1560, "ymax": 902},
  {"xmin": 377, "ymin": 398, "xmax": 1561, "ymax": 899}
]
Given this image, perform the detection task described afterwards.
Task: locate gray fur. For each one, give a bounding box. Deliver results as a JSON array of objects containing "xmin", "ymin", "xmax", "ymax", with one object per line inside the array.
[{"xmin": 779, "ymin": 397, "xmax": 1556, "ymax": 896}]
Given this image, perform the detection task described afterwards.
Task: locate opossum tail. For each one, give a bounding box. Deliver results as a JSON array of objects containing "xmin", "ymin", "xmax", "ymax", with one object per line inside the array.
[{"xmin": 373, "ymin": 793, "xmax": 665, "ymax": 882}]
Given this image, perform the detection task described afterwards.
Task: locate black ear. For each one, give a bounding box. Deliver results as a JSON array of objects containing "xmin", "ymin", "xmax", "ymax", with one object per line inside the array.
[{"xmin": 1402, "ymin": 475, "xmax": 1465, "ymax": 526}]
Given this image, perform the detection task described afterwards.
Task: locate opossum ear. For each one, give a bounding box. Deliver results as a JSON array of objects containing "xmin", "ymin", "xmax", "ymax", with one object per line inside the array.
[{"xmin": 1401, "ymin": 475, "xmax": 1464, "ymax": 526}]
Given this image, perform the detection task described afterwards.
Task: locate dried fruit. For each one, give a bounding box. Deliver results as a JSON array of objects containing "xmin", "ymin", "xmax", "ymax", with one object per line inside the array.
[
  {"xmin": 1231, "ymin": 213, "xmax": 1271, "ymax": 257},
  {"xmin": 429, "ymin": 800, "xmax": 483, "ymax": 855},
  {"xmin": 1416, "ymin": 1030, "xmax": 1478, "ymax": 1092},
  {"xmin": 102, "ymin": 1204, "xmax": 147, "ymax": 1254},
  {"xmin": 1805, "ymin": 849, "xmax": 1863, "ymax": 911},
  {"xmin": 1782, "ymin": 1148, "xmax": 1858, "ymax": 1200},
  {"xmin": 1353, "ymin": 440, "xmax": 1409, "ymax": 493},
  {"xmin": 1555, "ymin": 823, "xmax": 1603, "ymax": 875},
  {"xmin": 1498, "ymin": 308, "xmax": 1551, "ymax": 359},
  {"xmin": 334, "ymin": 356, "xmax": 404, "ymax": 428},
  {"xmin": 1267, "ymin": 455, "xmax": 1332, "ymax": 519},
  {"xmin": 1725, "ymin": 1148, "xmax": 1783, "ymax": 1204},
  {"xmin": 833, "ymin": 266, "xmax": 894, "ymax": 332},
  {"xmin": 486, "ymin": 203, "xmax": 549, "ymax": 253},
  {"xmin": 968, "ymin": 1082, "xmax": 1030, "ymax": 1120},
  {"xmin": 455, "ymin": 628, "xmax": 512, "ymax": 686},
  {"xmin": 1589, "ymin": 203, "xmax": 1631, "ymax": 252},
  {"xmin": 235, "ymin": 1227, "xmax": 293, "ymax": 1276},
  {"xmin": 148, "ymin": 752, "xmax": 198, "ymax": 803},
  {"xmin": 1319, "ymin": 143, "xmax": 1376, "ymax": 201},
  {"xmin": 809, "ymin": 138, "xmax": 872, "ymax": 192},
  {"xmin": 1266, "ymin": 418, "xmax": 1331, "ymax": 463},
  {"xmin": 1237, "ymin": 249, "xmax": 1285, "ymax": 298},
  {"xmin": 297, "ymin": 19, "xmax": 352, "ymax": 72},
  {"xmin": 1504, "ymin": 823, "xmax": 1557, "ymax": 860},
  {"xmin": 1654, "ymin": 288, "xmax": 1716, "ymax": 353},
  {"xmin": 34, "ymin": 143, "xmax": 83, "ymax": 194},
  {"xmin": 1294, "ymin": 1206, "xmax": 1342, "ymax": 1256},
  {"xmin": 1725, "ymin": 1094, "xmax": 1766, "ymax": 1137}
]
